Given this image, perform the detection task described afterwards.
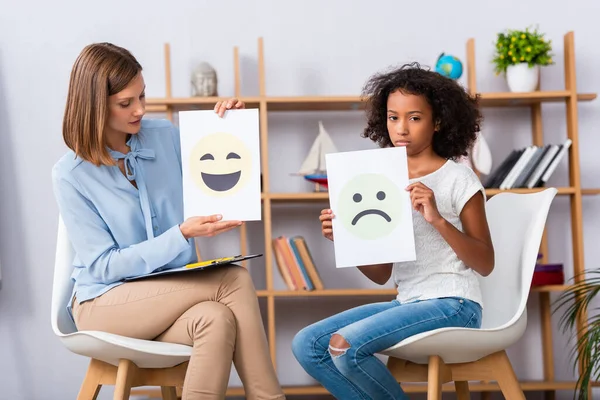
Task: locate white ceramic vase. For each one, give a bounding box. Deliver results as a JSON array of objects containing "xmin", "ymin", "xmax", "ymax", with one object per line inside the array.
[{"xmin": 506, "ymin": 63, "xmax": 540, "ymax": 92}]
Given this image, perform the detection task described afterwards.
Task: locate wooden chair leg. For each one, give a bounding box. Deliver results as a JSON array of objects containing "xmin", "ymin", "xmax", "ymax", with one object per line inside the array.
[
  {"xmin": 113, "ymin": 359, "xmax": 137, "ymax": 400},
  {"xmin": 490, "ymin": 351, "xmax": 525, "ymax": 400},
  {"xmin": 427, "ymin": 355, "xmax": 443, "ymax": 400},
  {"xmin": 77, "ymin": 359, "xmax": 105, "ymax": 400},
  {"xmin": 454, "ymin": 381, "xmax": 470, "ymax": 400},
  {"xmin": 161, "ymin": 386, "xmax": 178, "ymax": 400}
]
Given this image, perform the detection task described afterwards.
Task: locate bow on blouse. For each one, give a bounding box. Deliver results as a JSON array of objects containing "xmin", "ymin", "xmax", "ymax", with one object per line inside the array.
[{"xmin": 113, "ymin": 148, "xmax": 157, "ymax": 240}]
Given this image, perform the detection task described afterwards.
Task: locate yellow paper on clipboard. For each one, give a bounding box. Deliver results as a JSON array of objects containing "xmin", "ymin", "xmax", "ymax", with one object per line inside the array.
[{"xmin": 185, "ymin": 256, "xmax": 237, "ymax": 269}]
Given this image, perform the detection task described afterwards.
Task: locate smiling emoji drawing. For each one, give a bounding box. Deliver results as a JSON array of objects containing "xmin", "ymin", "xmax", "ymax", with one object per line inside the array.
[
  {"xmin": 338, "ymin": 173, "xmax": 402, "ymax": 240},
  {"xmin": 189, "ymin": 132, "xmax": 252, "ymax": 197}
]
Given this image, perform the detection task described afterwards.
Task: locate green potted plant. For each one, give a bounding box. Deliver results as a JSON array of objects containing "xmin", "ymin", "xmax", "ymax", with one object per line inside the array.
[
  {"xmin": 492, "ymin": 26, "xmax": 554, "ymax": 92},
  {"xmin": 553, "ymin": 271, "xmax": 600, "ymax": 399}
]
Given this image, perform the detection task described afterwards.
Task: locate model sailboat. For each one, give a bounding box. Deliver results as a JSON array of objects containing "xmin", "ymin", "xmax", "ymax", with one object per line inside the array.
[{"xmin": 296, "ymin": 121, "xmax": 338, "ymax": 190}]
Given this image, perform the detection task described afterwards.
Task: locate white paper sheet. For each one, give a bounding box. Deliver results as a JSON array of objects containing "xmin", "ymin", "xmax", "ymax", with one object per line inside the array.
[
  {"xmin": 179, "ymin": 109, "xmax": 262, "ymax": 221},
  {"xmin": 326, "ymin": 146, "xmax": 416, "ymax": 268}
]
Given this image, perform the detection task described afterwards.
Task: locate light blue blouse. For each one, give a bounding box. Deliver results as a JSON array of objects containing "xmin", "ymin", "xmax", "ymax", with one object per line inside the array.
[{"xmin": 52, "ymin": 118, "xmax": 197, "ymax": 318}]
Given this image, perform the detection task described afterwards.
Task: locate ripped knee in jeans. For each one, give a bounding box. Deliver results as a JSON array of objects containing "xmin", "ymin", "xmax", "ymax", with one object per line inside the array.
[{"xmin": 328, "ymin": 333, "xmax": 350, "ymax": 358}]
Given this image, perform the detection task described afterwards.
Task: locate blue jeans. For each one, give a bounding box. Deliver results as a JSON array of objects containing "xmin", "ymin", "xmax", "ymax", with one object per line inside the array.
[{"xmin": 291, "ymin": 297, "xmax": 482, "ymax": 400}]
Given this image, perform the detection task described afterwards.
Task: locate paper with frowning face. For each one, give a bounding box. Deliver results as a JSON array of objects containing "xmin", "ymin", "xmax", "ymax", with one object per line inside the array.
[
  {"xmin": 179, "ymin": 109, "xmax": 262, "ymax": 221},
  {"xmin": 325, "ymin": 146, "xmax": 416, "ymax": 268}
]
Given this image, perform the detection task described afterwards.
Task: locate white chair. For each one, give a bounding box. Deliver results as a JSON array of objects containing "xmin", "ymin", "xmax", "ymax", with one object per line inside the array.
[
  {"xmin": 51, "ymin": 215, "xmax": 192, "ymax": 400},
  {"xmin": 380, "ymin": 188, "xmax": 558, "ymax": 400}
]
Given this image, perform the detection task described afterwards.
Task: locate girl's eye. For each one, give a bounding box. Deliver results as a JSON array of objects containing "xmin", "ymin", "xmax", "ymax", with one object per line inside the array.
[
  {"xmin": 120, "ymin": 103, "xmax": 130, "ymax": 108},
  {"xmin": 140, "ymin": 93, "xmax": 146, "ymax": 100},
  {"xmin": 388, "ymin": 116, "xmax": 397, "ymax": 121},
  {"xmin": 410, "ymin": 116, "xmax": 420, "ymax": 121}
]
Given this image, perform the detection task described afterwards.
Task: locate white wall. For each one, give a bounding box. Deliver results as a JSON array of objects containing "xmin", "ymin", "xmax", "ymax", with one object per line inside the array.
[{"xmin": 1, "ymin": 0, "xmax": 599, "ymax": 399}]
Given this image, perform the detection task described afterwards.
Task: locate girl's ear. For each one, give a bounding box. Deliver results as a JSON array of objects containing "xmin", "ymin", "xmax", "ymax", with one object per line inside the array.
[{"xmin": 434, "ymin": 120, "xmax": 441, "ymax": 132}]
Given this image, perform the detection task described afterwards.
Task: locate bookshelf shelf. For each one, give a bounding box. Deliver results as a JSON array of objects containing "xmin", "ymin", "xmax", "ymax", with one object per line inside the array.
[
  {"xmin": 138, "ymin": 32, "xmax": 596, "ymax": 399},
  {"xmin": 225, "ymin": 380, "xmax": 582, "ymax": 395},
  {"xmin": 265, "ymin": 186, "xmax": 600, "ymax": 203},
  {"xmin": 582, "ymin": 188, "xmax": 600, "ymax": 195},
  {"xmin": 145, "ymin": 92, "xmax": 597, "ymax": 112},
  {"xmin": 264, "ymin": 285, "xmax": 571, "ymax": 297},
  {"xmin": 269, "ymin": 289, "xmax": 397, "ymax": 297},
  {"xmin": 132, "ymin": 380, "xmax": 584, "ymax": 398}
]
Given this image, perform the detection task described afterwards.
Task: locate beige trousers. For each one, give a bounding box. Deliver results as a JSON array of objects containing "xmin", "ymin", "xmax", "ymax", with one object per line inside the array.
[{"xmin": 73, "ymin": 264, "xmax": 285, "ymax": 400}]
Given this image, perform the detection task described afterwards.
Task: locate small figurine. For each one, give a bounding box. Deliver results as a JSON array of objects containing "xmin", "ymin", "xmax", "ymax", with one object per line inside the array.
[{"xmin": 191, "ymin": 62, "xmax": 218, "ymax": 97}]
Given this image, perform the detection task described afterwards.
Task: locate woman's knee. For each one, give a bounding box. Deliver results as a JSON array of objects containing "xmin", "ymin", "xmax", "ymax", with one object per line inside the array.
[
  {"xmin": 189, "ymin": 301, "xmax": 236, "ymax": 337},
  {"xmin": 223, "ymin": 264, "xmax": 256, "ymax": 290}
]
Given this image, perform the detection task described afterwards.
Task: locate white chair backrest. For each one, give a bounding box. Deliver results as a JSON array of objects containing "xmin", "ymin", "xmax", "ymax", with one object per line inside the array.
[
  {"xmin": 51, "ymin": 215, "xmax": 78, "ymax": 336},
  {"xmin": 478, "ymin": 188, "xmax": 557, "ymax": 329}
]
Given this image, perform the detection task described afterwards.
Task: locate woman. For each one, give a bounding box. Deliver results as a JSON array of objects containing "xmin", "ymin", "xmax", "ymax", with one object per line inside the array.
[{"xmin": 52, "ymin": 42, "xmax": 285, "ymax": 400}]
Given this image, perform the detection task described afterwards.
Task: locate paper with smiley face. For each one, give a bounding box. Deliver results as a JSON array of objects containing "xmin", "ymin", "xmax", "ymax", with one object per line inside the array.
[
  {"xmin": 189, "ymin": 132, "xmax": 252, "ymax": 197},
  {"xmin": 179, "ymin": 109, "xmax": 261, "ymax": 221},
  {"xmin": 326, "ymin": 146, "xmax": 416, "ymax": 268}
]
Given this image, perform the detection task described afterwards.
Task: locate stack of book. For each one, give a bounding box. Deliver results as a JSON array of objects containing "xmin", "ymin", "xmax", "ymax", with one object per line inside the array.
[
  {"xmin": 483, "ymin": 139, "xmax": 572, "ymax": 189},
  {"xmin": 531, "ymin": 254, "xmax": 564, "ymax": 286},
  {"xmin": 272, "ymin": 236, "xmax": 324, "ymax": 291}
]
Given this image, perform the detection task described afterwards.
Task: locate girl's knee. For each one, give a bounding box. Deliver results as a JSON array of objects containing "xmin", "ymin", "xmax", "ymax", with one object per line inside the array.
[
  {"xmin": 292, "ymin": 325, "xmax": 316, "ymax": 361},
  {"xmin": 328, "ymin": 333, "xmax": 350, "ymax": 357}
]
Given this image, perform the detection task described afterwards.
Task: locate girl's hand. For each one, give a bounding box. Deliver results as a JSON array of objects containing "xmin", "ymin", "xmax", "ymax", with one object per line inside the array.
[
  {"xmin": 319, "ymin": 209, "xmax": 335, "ymax": 241},
  {"xmin": 179, "ymin": 214, "xmax": 242, "ymax": 239},
  {"xmin": 214, "ymin": 98, "xmax": 245, "ymax": 117},
  {"xmin": 406, "ymin": 182, "xmax": 444, "ymax": 226}
]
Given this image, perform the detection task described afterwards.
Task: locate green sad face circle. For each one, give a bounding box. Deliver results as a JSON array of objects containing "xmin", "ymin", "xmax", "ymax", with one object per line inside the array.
[{"xmin": 337, "ymin": 173, "xmax": 402, "ymax": 240}]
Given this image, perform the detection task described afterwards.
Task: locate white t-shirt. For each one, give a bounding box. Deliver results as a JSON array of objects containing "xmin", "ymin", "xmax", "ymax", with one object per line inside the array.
[{"xmin": 392, "ymin": 159, "xmax": 485, "ymax": 308}]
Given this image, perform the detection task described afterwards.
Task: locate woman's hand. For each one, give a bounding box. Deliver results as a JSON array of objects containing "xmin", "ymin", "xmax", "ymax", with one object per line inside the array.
[
  {"xmin": 214, "ymin": 98, "xmax": 245, "ymax": 117},
  {"xmin": 406, "ymin": 182, "xmax": 443, "ymax": 226},
  {"xmin": 179, "ymin": 214, "xmax": 242, "ymax": 239},
  {"xmin": 319, "ymin": 209, "xmax": 335, "ymax": 241}
]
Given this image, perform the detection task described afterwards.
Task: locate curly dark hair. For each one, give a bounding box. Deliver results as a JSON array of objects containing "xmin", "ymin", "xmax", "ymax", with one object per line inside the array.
[{"xmin": 360, "ymin": 62, "xmax": 482, "ymax": 160}]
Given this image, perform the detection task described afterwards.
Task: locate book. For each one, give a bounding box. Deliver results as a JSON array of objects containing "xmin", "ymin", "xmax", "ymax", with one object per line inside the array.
[
  {"xmin": 484, "ymin": 139, "xmax": 572, "ymax": 189},
  {"xmin": 272, "ymin": 235, "xmax": 325, "ymax": 290}
]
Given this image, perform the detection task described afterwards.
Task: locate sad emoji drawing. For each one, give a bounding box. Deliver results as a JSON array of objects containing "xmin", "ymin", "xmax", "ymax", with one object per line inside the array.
[
  {"xmin": 189, "ymin": 132, "xmax": 252, "ymax": 197},
  {"xmin": 338, "ymin": 173, "xmax": 402, "ymax": 240}
]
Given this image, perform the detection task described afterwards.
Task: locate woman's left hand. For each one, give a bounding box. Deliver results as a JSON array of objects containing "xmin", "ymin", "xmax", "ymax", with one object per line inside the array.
[
  {"xmin": 406, "ymin": 182, "xmax": 444, "ymax": 226},
  {"xmin": 214, "ymin": 98, "xmax": 245, "ymax": 117}
]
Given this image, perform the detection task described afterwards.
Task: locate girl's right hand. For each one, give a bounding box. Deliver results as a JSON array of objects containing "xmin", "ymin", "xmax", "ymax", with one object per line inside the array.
[
  {"xmin": 179, "ymin": 214, "xmax": 242, "ymax": 239},
  {"xmin": 319, "ymin": 209, "xmax": 334, "ymax": 241}
]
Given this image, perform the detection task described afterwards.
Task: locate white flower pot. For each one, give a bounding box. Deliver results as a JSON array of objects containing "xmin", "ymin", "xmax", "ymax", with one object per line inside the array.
[{"xmin": 506, "ymin": 63, "xmax": 540, "ymax": 92}]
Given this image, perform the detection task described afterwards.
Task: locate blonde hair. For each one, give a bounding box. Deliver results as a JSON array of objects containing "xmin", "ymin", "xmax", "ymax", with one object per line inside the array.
[{"xmin": 62, "ymin": 43, "xmax": 142, "ymax": 166}]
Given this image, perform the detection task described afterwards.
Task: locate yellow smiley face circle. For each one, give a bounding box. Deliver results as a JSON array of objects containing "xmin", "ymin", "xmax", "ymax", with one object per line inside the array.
[{"xmin": 189, "ymin": 132, "xmax": 253, "ymax": 197}]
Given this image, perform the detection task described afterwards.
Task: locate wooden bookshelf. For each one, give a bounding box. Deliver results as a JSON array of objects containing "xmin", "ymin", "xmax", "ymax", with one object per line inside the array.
[{"xmin": 139, "ymin": 32, "xmax": 597, "ymax": 399}]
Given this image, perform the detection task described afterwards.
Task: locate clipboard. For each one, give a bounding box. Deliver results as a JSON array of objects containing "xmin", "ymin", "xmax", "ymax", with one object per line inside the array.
[{"xmin": 123, "ymin": 253, "xmax": 263, "ymax": 282}]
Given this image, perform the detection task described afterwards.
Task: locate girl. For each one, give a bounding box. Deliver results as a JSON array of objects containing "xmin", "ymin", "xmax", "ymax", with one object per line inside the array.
[
  {"xmin": 292, "ymin": 63, "xmax": 495, "ymax": 400},
  {"xmin": 52, "ymin": 43, "xmax": 285, "ymax": 400}
]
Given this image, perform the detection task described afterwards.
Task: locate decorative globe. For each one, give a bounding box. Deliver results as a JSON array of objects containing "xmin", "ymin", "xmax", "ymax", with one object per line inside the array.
[{"xmin": 435, "ymin": 53, "xmax": 463, "ymax": 80}]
